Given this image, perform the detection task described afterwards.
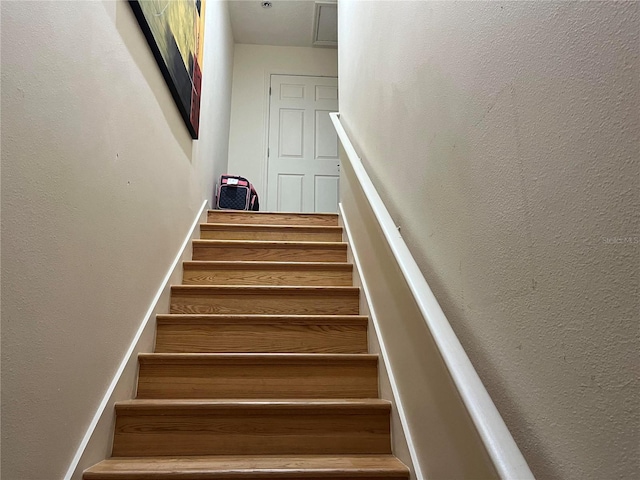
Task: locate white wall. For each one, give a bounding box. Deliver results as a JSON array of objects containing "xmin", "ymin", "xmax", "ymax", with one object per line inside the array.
[
  {"xmin": 338, "ymin": 1, "xmax": 639, "ymax": 480},
  {"xmin": 339, "ymin": 156, "xmax": 498, "ymax": 480},
  {"xmin": 227, "ymin": 44, "xmax": 338, "ymax": 199},
  {"xmin": 195, "ymin": 1, "xmax": 236, "ymax": 204},
  {"xmin": 0, "ymin": 1, "xmax": 234, "ymax": 478}
]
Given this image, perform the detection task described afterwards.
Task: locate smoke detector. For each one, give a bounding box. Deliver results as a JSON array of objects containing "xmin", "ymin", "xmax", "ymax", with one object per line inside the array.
[{"xmin": 261, "ymin": 1, "xmax": 272, "ymax": 8}]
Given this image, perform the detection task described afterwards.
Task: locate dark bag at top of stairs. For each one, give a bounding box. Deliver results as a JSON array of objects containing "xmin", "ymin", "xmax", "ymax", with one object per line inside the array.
[{"xmin": 215, "ymin": 175, "xmax": 259, "ymax": 211}]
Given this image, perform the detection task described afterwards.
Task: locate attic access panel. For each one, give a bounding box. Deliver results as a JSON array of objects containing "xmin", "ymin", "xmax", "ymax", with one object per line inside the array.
[{"xmin": 313, "ymin": 1, "xmax": 338, "ymax": 48}]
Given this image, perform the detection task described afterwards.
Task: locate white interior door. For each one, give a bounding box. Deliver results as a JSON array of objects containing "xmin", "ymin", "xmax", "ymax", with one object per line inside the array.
[{"xmin": 267, "ymin": 75, "xmax": 339, "ymax": 213}]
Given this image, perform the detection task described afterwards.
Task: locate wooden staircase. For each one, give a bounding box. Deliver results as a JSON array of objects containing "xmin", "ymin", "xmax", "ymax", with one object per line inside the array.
[{"xmin": 83, "ymin": 210, "xmax": 410, "ymax": 479}]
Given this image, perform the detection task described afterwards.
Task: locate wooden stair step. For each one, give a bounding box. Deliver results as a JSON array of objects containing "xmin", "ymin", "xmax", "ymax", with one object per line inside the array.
[
  {"xmin": 183, "ymin": 261, "xmax": 353, "ymax": 286},
  {"xmin": 200, "ymin": 223, "xmax": 343, "ymax": 242},
  {"xmin": 170, "ymin": 286, "xmax": 360, "ymax": 316},
  {"xmin": 155, "ymin": 315, "xmax": 369, "ymax": 353},
  {"xmin": 84, "ymin": 455, "xmax": 410, "ymax": 479},
  {"xmin": 192, "ymin": 240, "xmax": 347, "ymax": 262},
  {"xmin": 136, "ymin": 353, "xmax": 379, "ymax": 399},
  {"xmin": 83, "ymin": 210, "xmax": 410, "ymax": 478},
  {"xmin": 112, "ymin": 399, "xmax": 392, "ymax": 457},
  {"xmin": 207, "ymin": 210, "xmax": 339, "ymax": 226}
]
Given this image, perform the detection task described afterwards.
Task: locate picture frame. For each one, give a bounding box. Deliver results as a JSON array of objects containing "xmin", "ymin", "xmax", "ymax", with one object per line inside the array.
[{"xmin": 129, "ymin": 0, "xmax": 206, "ymax": 139}]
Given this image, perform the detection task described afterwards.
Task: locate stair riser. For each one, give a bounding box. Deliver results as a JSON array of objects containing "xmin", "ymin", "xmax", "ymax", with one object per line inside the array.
[
  {"xmin": 183, "ymin": 267, "xmax": 352, "ymax": 286},
  {"xmin": 137, "ymin": 361, "xmax": 378, "ymax": 399},
  {"xmin": 113, "ymin": 412, "xmax": 391, "ymax": 456},
  {"xmin": 192, "ymin": 245, "xmax": 347, "ymax": 262},
  {"xmin": 200, "ymin": 228, "xmax": 342, "ymax": 242},
  {"xmin": 155, "ymin": 322, "xmax": 368, "ymax": 353},
  {"xmin": 207, "ymin": 211, "xmax": 338, "ymax": 226},
  {"xmin": 170, "ymin": 293, "xmax": 359, "ymax": 315}
]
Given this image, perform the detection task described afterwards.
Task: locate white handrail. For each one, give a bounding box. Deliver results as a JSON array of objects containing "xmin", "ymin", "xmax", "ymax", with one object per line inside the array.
[{"xmin": 330, "ymin": 112, "xmax": 534, "ymax": 480}]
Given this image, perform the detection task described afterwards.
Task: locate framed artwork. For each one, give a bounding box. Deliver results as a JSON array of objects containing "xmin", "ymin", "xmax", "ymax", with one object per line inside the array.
[{"xmin": 129, "ymin": 0, "xmax": 206, "ymax": 139}]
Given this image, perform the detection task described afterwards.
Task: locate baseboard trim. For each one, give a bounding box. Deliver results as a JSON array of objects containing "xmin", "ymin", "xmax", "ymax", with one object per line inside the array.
[
  {"xmin": 339, "ymin": 202, "xmax": 423, "ymax": 480},
  {"xmin": 64, "ymin": 199, "xmax": 208, "ymax": 480}
]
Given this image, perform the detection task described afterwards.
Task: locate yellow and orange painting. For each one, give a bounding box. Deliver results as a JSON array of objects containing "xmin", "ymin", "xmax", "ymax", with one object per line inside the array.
[{"xmin": 130, "ymin": 0, "xmax": 206, "ymax": 138}]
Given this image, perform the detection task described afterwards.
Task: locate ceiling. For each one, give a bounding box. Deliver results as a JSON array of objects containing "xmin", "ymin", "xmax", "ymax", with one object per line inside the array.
[{"xmin": 228, "ymin": 0, "xmax": 337, "ymax": 48}]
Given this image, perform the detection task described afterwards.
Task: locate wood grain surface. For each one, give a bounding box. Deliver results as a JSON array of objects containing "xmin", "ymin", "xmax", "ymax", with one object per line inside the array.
[
  {"xmin": 200, "ymin": 223, "xmax": 343, "ymax": 242},
  {"xmin": 136, "ymin": 353, "xmax": 378, "ymax": 399},
  {"xmin": 170, "ymin": 286, "xmax": 360, "ymax": 315},
  {"xmin": 182, "ymin": 261, "xmax": 353, "ymax": 286},
  {"xmin": 207, "ymin": 211, "xmax": 339, "ymax": 226},
  {"xmin": 154, "ymin": 314, "xmax": 369, "ymax": 353},
  {"xmin": 112, "ymin": 400, "xmax": 391, "ymax": 457},
  {"xmin": 84, "ymin": 455, "xmax": 410, "ymax": 479},
  {"xmin": 83, "ymin": 212, "xmax": 409, "ymax": 480},
  {"xmin": 192, "ymin": 240, "xmax": 348, "ymax": 262}
]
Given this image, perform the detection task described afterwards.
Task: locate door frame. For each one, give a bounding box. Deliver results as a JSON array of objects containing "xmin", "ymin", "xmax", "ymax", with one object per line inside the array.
[{"xmin": 262, "ymin": 72, "xmax": 339, "ymax": 210}]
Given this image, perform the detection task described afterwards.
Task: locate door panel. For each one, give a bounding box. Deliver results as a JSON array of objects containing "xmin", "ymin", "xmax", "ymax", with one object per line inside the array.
[
  {"xmin": 316, "ymin": 85, "xmax": 338, "ymax": 101},
  {"xmin": 280, "ymin": 83, "xmax": 305, "ymax": 99},
  {"xmin": 268, "ymin": 75, "xmax": 339, "ymax": 213},
  {"xmin": 315, "ymin": 110, "xmax": 339, "ymax": 159},
  {"xmin": 314, "ymin": 175, "xmax": 339, "ymax": 213},
  {"xmin": 277, "ymin": 174, "xmax": 304, "ymax": 212},
  {"xmin": 279, "ymin": 109, "xmax": 305, "ymax": 158}
]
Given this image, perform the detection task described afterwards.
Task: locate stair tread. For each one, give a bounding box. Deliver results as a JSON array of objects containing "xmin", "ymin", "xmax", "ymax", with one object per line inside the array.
[
  {"xmin": 171, "ymin": 285, "xmax": 359, "ymax": 294},
  {"xmin": 183, "ymin": 261, "xmax": 353, "ymax": 270},
  {"xmin": 116, "ymin": 399, "xmax": 391, "ymax": 414},
  {"xmin": 193, "ymin": 239, "xmax": 347, "ymax": 248},
  {"xmin": 201, "ymin": 223, "xmax": 342, "ymax": 231},
  {"xmin": 156, "ymin": 314, "xmax": 368, "ymax": 325},
  {"xmin": 208, "ymin": 210, "xmax": 338, "ymax": 217},
  {"xmin": 138, "ymin": 353, "xmax": 377, "ymax": 364},
  {"xmin": 85, "ymin": 455, "xmax": 409, "ymax": 477}
]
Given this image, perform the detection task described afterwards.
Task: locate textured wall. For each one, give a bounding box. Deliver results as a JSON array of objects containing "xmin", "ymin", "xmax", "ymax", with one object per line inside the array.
[
  {"xmin": 340, "ymin": 157, "xmax": 498, "ymax": 479},
  {"xmin": 337, "ymin": 1, "xmax": 639, "ymax": 479},
  {"xmin": 227, "ymin": 44, "xmax": 338, "ymax": 198},
  {"xmin": 0, "ymin": 1, "xmax": 234, "ymax": 478}
]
